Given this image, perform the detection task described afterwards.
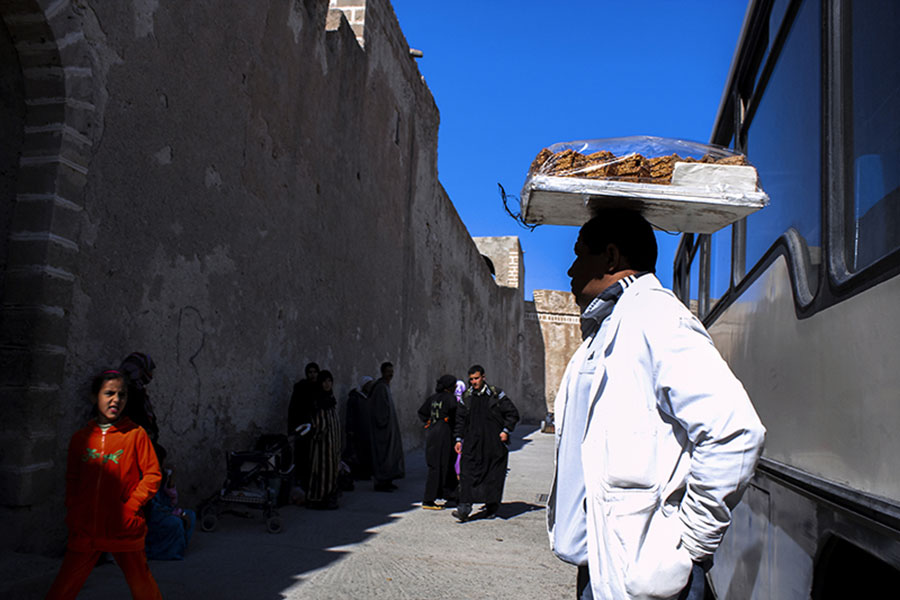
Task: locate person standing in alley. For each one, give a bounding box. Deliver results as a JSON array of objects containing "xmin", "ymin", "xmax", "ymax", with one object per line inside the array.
[
  {"xmin": 344, "ymin": 375, "xmax": 375, "ymax": 480},
  {"xmin": 288, "ymin": 361, "xmax": 319, "ymax": 493},
  {"xmin": 370, "ymin": 362, "xmax": 405, "ymax": 492},
  {"xmin": 45, "ymin": 369, "xmax": 163, "ymax": 600},
  {"xmin": 452, "ymin": 365, "xmax": 519, "ymax": 522},
  {"xmin": 417, "ymin": 374, "xmax": 459, "ymax": 509},
  {"xmin": 547, "ymin": 209, "xmax": 765, "ymax": 600}
]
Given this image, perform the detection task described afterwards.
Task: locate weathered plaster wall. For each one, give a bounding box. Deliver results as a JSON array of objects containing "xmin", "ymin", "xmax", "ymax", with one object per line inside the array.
[
  {"xmin": 471, "ymin": 235, "xmax": 545, "ymax": 423},
  {"xmin": 526, "ymin": 290, "xmax": 582, "ymax": 416},
  {"xmin": 0, "ymin": 0, "xmax": 529, "ymax": 553}
]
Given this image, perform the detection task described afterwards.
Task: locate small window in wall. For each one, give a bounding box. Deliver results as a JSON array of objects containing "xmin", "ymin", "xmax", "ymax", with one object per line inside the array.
[
  {"xmin": 744, "ymin": 0, "xmax": 821, "ymax": 276},
  {"xmin": 843, "ymin": 0, "xmax": 900, "ymax": 272},
  {"xmin": 710, "ymin": 224, "xmax": 731, "ymax": 307}
]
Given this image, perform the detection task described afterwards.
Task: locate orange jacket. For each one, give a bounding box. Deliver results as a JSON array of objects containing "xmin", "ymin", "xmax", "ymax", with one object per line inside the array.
[{"xmin": 64, "ymin": 417, "xmax": 161, "ymax": 552}]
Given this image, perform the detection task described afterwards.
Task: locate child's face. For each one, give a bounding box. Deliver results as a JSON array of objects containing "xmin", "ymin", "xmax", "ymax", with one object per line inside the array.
[{"xmin": 95, "ymin": 378, "xmax": 128, "ymax": 424}]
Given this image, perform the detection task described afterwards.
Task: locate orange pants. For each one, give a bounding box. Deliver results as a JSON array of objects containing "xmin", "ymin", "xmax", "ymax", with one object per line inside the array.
[{"xmin": 45, "ymin": 549, "xmax": 162, "ymax": 600}]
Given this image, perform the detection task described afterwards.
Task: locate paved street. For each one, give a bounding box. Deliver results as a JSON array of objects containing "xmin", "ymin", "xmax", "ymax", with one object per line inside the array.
[{"xmin": 12, "ymin": 427, "xmax": 573, "ymax": 599}]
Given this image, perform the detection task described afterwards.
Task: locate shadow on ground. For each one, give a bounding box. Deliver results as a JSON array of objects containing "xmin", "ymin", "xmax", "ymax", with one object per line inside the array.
[{"xmin": 18, "ymin": 426, "xmax": 550, "ymax": 599}]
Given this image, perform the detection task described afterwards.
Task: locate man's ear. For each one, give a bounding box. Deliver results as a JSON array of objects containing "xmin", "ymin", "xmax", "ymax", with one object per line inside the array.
[{"xmin": 605, "ymin": 243, "xmax": 622, "ymax": 273}]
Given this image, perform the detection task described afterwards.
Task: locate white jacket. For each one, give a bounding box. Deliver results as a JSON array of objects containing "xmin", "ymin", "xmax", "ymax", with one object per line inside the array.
[{"xmin": 547, "ymin": 274, "xmax": 765, "ymax": 600}]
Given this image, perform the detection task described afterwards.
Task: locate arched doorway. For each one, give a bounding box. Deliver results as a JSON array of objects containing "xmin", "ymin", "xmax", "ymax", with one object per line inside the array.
[{"xmin": 0, "ymin": 2, "xmax": 94, "ymax": 553}]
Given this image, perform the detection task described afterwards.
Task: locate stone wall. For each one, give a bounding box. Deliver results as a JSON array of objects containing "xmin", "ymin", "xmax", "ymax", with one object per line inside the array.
[
  {"xmin": 471, "ymin": 236, "xmax": 544, "ymax": 423},
  {"xmin": 525, "ymin": 290, "xmax": 582, "ymax": 416},
  {"xmin": 0, "ymin": 0, "xmax": 528, "ymax": 554}
]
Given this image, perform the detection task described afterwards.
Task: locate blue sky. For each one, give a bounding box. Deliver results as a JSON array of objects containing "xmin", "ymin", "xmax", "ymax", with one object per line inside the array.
[{"xmin": 391, "ymin": 1, "xmax": 750, "ymax": 298}]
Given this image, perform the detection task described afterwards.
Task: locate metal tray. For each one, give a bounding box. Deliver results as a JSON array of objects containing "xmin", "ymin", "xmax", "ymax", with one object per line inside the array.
[{"xmin": 520, "ymin": 163, "xmax": 769, "ymax": 234}]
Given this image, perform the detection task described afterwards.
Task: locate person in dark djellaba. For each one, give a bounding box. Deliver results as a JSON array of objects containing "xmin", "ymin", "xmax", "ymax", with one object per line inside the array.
[
  {"xmin": 288, "ymin": 362, "xmax": 319, "ymax": 493},
  {"xmin": 417, "ymin": 374, "xmax": 459, "ymax": 509},
  {"xmin": 453, "ymin": 364, "xmax": 519, "ymax": 522},
  {"xmin": 306, "ymin": 370, "xmax": 341, "ymax": 510},
  {"xmin": 370, "ymin": 362, "xmax": 405, "ymax": 491},
  {"xmin": 344, "ymin": 376, "xmax": 375, "ymax": 480}
]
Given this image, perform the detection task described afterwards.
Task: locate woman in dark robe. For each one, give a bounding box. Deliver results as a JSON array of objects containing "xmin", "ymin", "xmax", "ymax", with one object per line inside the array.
[
  {"xmin": 370, "ymin": 364, "xmax": 405, "ymax": 491},
  {"xmin": 306, "ymin": 370, "xmax": 341, "ymax": 510},
  {"xmin": 417, "ymin": 374, "xmax": 459, "ymax": 509},
  {"xmin": 288, "ymin": 362, "xmax": 319, "ymax": 493},
  {"xmin": 344, "ymin": 376, "xmax": 374, "ymax": 480}
]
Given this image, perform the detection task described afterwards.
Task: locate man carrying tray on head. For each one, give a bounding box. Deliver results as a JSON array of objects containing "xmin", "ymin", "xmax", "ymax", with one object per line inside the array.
[{"xmin": 547, "ymin": 208, "xmax": 765, "ymax": 600}]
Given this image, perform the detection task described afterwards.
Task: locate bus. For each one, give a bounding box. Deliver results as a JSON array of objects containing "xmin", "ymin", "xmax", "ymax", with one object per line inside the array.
[{"xmin": 672, "ymin": 0, "xmax": 900, "ymax": 597}]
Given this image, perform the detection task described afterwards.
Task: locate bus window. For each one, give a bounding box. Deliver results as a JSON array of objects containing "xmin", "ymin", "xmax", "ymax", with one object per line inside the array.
[
  {"xmin": 744, "ymin": 0, "xmax": 821, "ymax": 280},
  {"xmin": 710, "ymin": 224, "xmax": 731, "ymax": 307},
  {"xmin": 689, "ymin": 236, "xmax": 701, "ymax": 317},
  {"xmin": 750, "ymin": 0, "xmax": 792, "ymax": 95},
  {"xmin": 844, "ymin": 1, "xmax": 900, "ymax": 272}
]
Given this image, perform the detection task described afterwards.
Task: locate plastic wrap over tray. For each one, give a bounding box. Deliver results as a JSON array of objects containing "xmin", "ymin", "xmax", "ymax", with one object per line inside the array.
[{"xmin": 520, "ymin": 136, "xmax": 769, "ymax": 233}]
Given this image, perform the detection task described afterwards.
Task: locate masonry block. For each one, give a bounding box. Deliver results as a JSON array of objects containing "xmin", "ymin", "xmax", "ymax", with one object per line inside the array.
[
  {"xmin": 0, "ymin": 304, "xmax": 69, "ymax": 349},
  {"xmin": 0, "ymin": 346, "xmax": 66, "ymax": 389},
  {"xmin": 7, "ymin": 237, "xmax": 79, "ymax": 282},
  {"xmin": 9, "ymin": 195, "xmax": 56, "ymax": 232},
  {"xmin": 53, "ymin": 163, "xmax": 88, "ymax": 206},
  {"xmin": 16, "ymin": 161, "xmax": 60, "ymax": 195},
  {"xmin": 21, "ymin": 127, "xmax": 63, "ymax": 158},
  {"xmin": 63, "ymin": 102, "xmax": 96, "ymax": 142},
  {"xmin": 13, "ymin": 45, "xmax": 61, "ymax": 70},
  {"xmin": 4, "ymin": 18, "xmax": 55, "ymax": 49},
  {"xmin": 21, "ymin": 67, "xmax": 67, "ymax": 100},
  {"xmin": 64, "ymin": 71, "xmax": 95, "ymax": 105},
  {"xmin": 23, "ymin": 100, "xmax": 66, "ymax": 129},
  {"xmin": 1, "ymin": 269, "xmax": 75, "ymax": 308},
  {"xmin": 0, "ymin": 427, "xmax": 57, "ymax": 469}
]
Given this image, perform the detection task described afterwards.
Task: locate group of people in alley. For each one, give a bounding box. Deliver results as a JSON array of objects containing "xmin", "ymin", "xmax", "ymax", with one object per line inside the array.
[
  {"xmin": 286, "ymin": 359, "xmax": 520, "ymax": 524},
  {"xmin": 43, "ymin": 208, "xmax": 766, "ymax": 600}
]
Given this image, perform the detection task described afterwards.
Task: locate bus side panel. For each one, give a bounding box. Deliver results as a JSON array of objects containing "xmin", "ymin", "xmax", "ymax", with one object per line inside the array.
[{"xmin": 709, "ymin": 256, "xmax": 900, "ymax": 502}]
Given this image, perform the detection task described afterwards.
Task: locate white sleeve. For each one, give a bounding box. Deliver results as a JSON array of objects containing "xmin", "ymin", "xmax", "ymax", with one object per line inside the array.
[{"xmin": 648, "ymin": 310, "xmax": 766, "ymax": 561}]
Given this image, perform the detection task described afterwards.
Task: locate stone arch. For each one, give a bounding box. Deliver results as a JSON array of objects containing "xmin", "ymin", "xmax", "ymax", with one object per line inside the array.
[{"xmin": 0, "ymin": 0, "xmax": 95, "ymax": 508}]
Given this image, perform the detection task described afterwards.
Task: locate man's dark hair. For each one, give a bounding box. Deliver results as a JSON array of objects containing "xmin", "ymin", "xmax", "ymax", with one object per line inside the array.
[
  {"xmin": 579, "ymin": 209, "xmax": 657, "ymax": 272},
  {"xmin": 468, "ymin": 364, "xmax": 485, "ymax": 376},
  {"xmin": 380, "ymin": 361, "xmax": 393, "ymax": 374},
  {"xmin": 305, "ymin": 362, "xmax": 319, "ymax": 372}
]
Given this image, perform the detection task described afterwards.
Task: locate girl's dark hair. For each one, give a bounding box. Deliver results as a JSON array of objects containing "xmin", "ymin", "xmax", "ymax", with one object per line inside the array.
[
  {"xmin": 90, "ymin": 369, "xmax": 126, "ymax": 395},
  {"xmin": 317, "ymin": 369, "xmax": 333, "ymax": 384}
]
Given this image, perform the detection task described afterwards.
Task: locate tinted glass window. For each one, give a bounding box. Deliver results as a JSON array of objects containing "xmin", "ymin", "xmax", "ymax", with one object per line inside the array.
[
  {"xmin": 845, "ymin": 1, "xmax": 900, "ymax": 271},
  {"xmin": 752, "ymin": 0, "xmax": 792, "ymax": 93},
  {"xmin": 744, "ymin": 0, "xmax": 821, "ymax": 273},
  {"xmin": 710, "ymin": 225, "xmax": 731, "ymax": 305},
  {"xmin": 689, "ymin": 241, "xmax": 700, "ymax": 314}
]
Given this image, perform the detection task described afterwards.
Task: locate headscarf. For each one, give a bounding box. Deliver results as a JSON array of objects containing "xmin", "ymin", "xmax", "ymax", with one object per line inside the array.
[
  {"xmin": 119, "ymin": 351, "xmax": 155, "ymax": 390},
  {"xmin": 435, "ymin": 374, "xmax": 457, "ymax": 393},
  {"xmin": 454, "ymin": 380, "xmax": 466, "ymax": 403},
  {"xmin": 316, "ymin": 370, "xmax": 336, "ymax": 410}
]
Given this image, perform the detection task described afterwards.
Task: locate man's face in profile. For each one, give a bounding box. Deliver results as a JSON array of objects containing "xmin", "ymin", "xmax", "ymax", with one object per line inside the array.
[
  {"xmin": 568, "ymin": 237, "xmax": 614, "ymax": 311},
  {"xmin": 383, "ymin": 366, "xmax": 394, "ymax": 383},
  {"xmin": 468, "ymin": 371, "xmax": 485, "ymax": 391}
]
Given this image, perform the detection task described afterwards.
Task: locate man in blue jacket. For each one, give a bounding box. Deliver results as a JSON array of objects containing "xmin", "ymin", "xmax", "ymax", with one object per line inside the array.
[{"xmin": 547, "ymin": 209, "xmax": 765, "ymax": 600}]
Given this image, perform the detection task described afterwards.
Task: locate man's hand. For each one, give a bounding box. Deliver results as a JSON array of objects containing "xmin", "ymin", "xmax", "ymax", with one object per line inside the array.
[
  {"xmin": 499, "ymin": 431, "xmax": 509, "ymax": 443},
  {"xmin": 454, "ymin": 441, "xmax": 462, "ymax": 454}
]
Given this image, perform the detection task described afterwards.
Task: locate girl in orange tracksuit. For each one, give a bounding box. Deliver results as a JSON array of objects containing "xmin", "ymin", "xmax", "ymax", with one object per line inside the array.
[{"xmin": 46, "ymin": 369, "xmax": 163, "ymax": 600}]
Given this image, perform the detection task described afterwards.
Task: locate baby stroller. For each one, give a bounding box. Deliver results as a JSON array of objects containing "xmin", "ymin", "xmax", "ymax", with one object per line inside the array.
[{"xmin": 199, "ymin": 424, "xmax": 310, "ymax": 534}]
